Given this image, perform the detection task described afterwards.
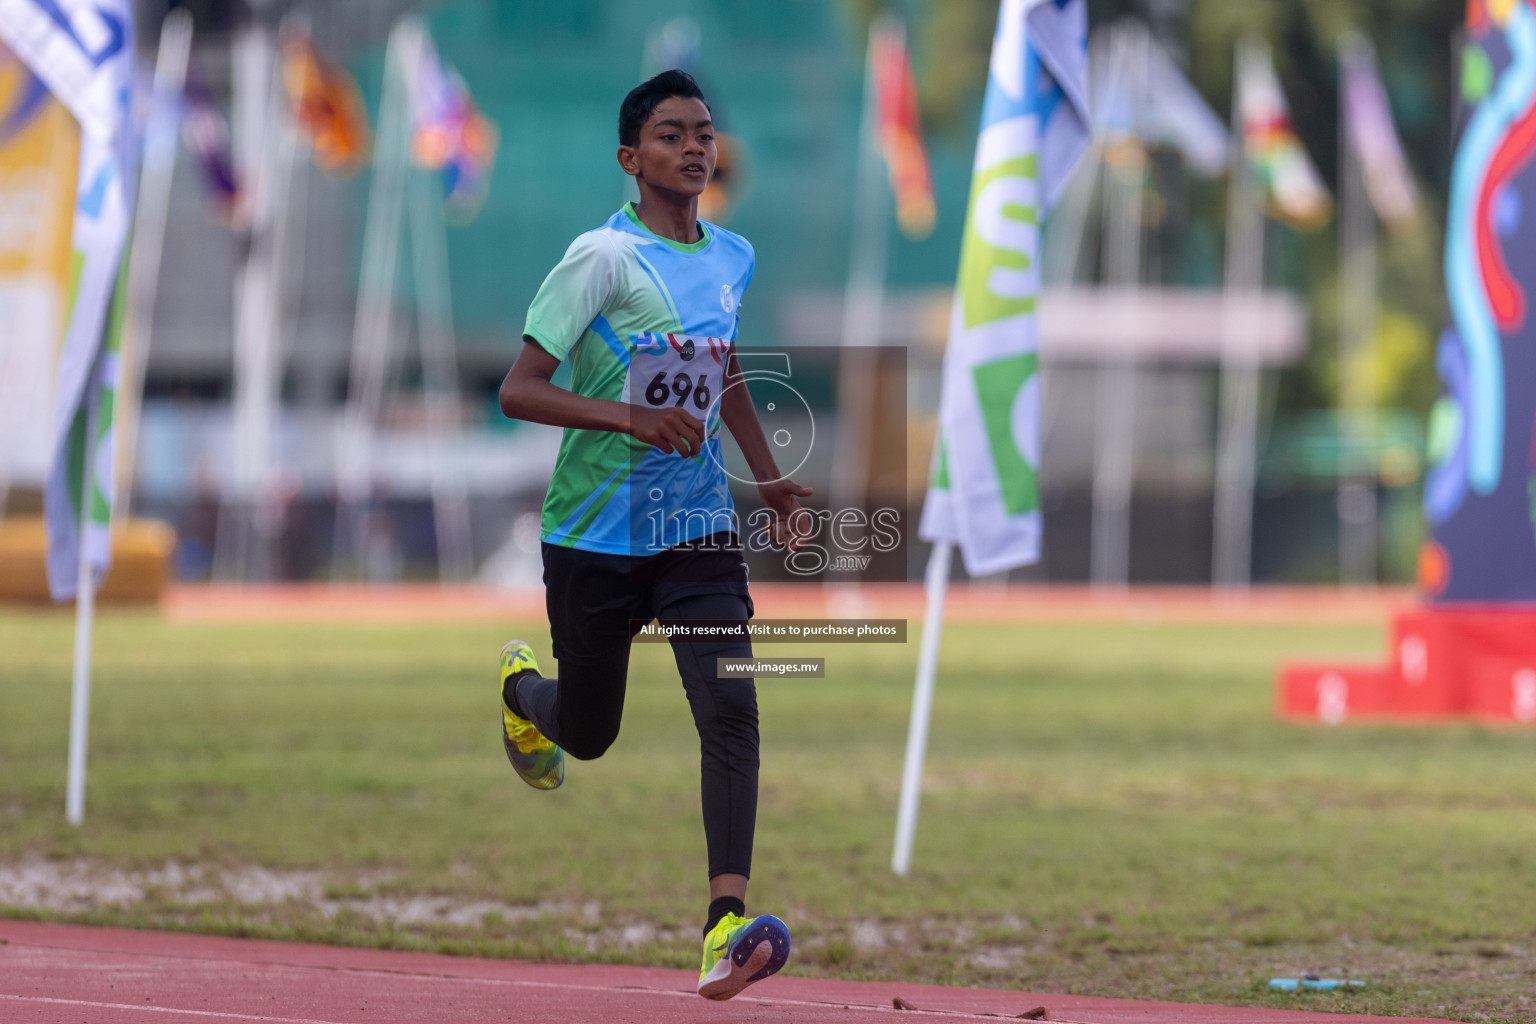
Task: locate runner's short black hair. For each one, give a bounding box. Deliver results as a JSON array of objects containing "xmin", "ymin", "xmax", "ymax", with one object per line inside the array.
[{"xmin": 619, "ymin": 69, "xmax": 710, "ymax": 147}]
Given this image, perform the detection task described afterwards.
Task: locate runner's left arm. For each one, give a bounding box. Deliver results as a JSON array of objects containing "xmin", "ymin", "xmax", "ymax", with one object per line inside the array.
[{"xmin": 719, "ymin": 344, "xmax": 813, "ymax": 550}]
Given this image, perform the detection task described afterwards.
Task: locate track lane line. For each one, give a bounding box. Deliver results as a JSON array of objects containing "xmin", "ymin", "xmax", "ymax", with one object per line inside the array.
[
  {"xmin": 4, "ymin": 956, "xmax": 1073, "ymax": 1023},
  {"xmin": 0, "ymin": 993, "xmax": 355, "ymax": 1024},
  {"xmin": 7, "ymin": 938, "xmax": 1054, "ymax": 1020}
]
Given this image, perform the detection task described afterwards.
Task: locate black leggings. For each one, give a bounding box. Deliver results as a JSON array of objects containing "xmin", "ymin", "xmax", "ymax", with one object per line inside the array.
[{"xmin": 516, "ymin": 591, "xmax": 759, "ymax": 879}]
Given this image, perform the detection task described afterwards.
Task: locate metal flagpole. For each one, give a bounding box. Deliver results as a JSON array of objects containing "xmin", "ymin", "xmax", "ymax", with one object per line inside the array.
[
  {"xmin": 268, "ymin": 18, "xmax": 312, "ymax": 429},
  {"xmin": 64, "ymin": 371, "xmax": 99, "ymax": 825},
  {"xmin": 237, "ymin": 14, "xmax": 316, "ymax": 581},
  {"xmin": 1212, "ymin": 40, "xmax": 1265, "ymax": 590},
  {"xmin": 115, "ymin": 10, "xmax": 193, "ymax": 519},
  {"xmin": 892, "ymin": 538, "xmax": 952, "ymax": 876},
  {"xmin": 69, "ymin": 11, "xmax": 192, "ymax": 825},
  {"xmin": 333, "ymin": 19, "xmax": 412, "ymax": 579},
  {"xmin": 1337, "ymin": 37, "xmax": 1378, "ymax": 586},
  {"xmin": 1041, "ymin": 136, "xmax": 1102, "ymax": 284},
  {"xmin": 218, "ymin": 5, "xmax": 280, "ymax": 581},
  {"xmin": 1040, "ymin": 116, "xmax": 1104, "ymax": 480},
  {"xmin": 1090, "ymin": 23, "xmax": 1147, "ymax": 590},
  {"xmin": 407, "ymin": 114, "xmax": 475, "ymax": 582},
  {"xmin": 829, "ymin": 15, "xmax": 894, "ymax": 589},
  {"xmin": 65, "ymin": 391, "xmax": 98, "ymax": 825}
]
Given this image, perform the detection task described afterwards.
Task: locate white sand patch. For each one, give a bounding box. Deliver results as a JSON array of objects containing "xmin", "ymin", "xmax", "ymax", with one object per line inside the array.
[
  {"xmin": 568, "ymin": 920, "xmax": 687, "ymax": 952},
  {"xmin": 221, "ymin": 866, "xmax": 326, "ymax": 904},
  {"xmin": 0, "ymin": 859, "xmax": 144, "ymax": 910},
  {"xmin": 0, "ymin": 858, "xmax": 572, "ymax": 929},
  {"xmin": 972, "ymin": 947, "xmax": 1024, "ymax": 969},
  {"xmin": 328, "ymin": 896, "xmax": 565, "ymax": 928},
  {"xmin": 853, "ymin": 919, "xmax": 888, "ymax": 949},
  {"xmin": 619, "ymin": 921, "xmax": 657, "ymax": 945}
]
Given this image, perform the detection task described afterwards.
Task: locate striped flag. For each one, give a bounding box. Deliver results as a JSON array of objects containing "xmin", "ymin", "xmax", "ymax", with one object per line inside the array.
[
  {"xmin": 0, "ymin": 0, "xmax": 137, "ymax": 601},
  {"xmin": 1237, "ymin": 38, "xmax": 1331, "ymax": 228},
  {"xmin": 871, "ymin": 16, "xmax": 935, "ymax": 239},
  {"xmin": 918, "ymin": 0, "xmax": 1091, "ymax": 575}
]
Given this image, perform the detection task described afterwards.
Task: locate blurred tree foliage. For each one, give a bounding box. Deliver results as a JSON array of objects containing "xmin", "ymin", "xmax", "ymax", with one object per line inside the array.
[{"xmin": 845, "ymin": 0, "xmax": 1464, "ymax": 417}]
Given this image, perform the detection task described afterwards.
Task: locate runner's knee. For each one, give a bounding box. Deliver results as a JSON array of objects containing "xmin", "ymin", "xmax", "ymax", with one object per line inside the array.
[{"xmin": 561, "ymin": 725, "xmax": 620, "ymax": 761}]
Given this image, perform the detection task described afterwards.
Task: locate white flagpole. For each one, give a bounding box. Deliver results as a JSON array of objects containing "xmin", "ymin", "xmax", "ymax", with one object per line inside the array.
[
  {"xmin": 217, "ymin": 8, "xmax": 279, "ymax": 581},
  {"xmin": 65, "ymin": 371, "xmax": 100, "ymax": 825},
  {"xmin": 892, "ymin": 538, "xmax": 952, "ymax": 876},
  {"xmin": 115, "ymin": 10, "xmax": 193, "ymax": 520},
  {"xmin": 334, "ymin": 19, "xmax": 412, "ymax": 579},
  {"xmin": 241, "ymin": 14, "xmax": 315, "ymax": 580},
  {"xmin": 830, "ymin": 16, "xmax": 893, "ymax": 587},
  {"xmin": 1337, "ymin": 36, "xmax": 1378, "ymax": 586},
  {"xmin": 1212, "ymin": 40, "xmax": 1265, "ymax": 590},
  {"xmin": 65, "ymin": 6, "xmax": 184, "ymax": 826},
  {"xmin": 1089, "ymin": 23, "xmax": 1147, "ymax": 590},
  {"xmin": 407, "ymin": 115, "xmax": 474, "ymax": 582}
]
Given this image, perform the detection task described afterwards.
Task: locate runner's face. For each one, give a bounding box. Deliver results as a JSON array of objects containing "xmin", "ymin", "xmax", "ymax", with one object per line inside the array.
[{"xmin": 623, "ymin": 96, "xmax": 715, "ymax": 197}]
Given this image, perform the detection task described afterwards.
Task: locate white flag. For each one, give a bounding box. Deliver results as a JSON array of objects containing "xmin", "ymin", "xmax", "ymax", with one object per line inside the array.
[
  {"xmin": 1340, "ymin": 32, "xmax": 1418, "ymax": 230},
  {"xmin": 0, "ymin": 0, "xmax": 137, "ymax": 600},
  {"xmin": 1092, "ymin": 23, "xmax": 1228, "ymax": 177},
  {"xmin": 918, "ymin": 0, "xmax": 1091, "ymax": 576}
]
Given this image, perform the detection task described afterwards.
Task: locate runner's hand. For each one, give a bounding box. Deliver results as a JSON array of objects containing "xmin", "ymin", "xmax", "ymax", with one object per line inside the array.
[
  {"xmin": 758, "ymin": 478, "xmax": 815, "ymax": 551},
  {"xmin": 630, "ymin": 406, "xmax": 706, "ymax": 456}
]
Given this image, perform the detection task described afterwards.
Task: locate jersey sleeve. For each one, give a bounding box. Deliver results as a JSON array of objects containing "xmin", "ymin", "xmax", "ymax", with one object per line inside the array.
[
  {"xmin": 522, "ymin": 232, "xmax": 619, "ymax": 360},
  {"xmin": 732, "ymin": 241, "xmax": 756, "ymax": 338},
  {"xmin": 740, "ymin": 242, "xmax": 756, "ymax": 301}
]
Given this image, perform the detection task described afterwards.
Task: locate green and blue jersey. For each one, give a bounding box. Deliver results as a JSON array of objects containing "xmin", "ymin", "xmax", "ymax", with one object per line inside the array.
[{"xmin": 523, "ymin": 202, "xmax": 755, "ymax": 556}]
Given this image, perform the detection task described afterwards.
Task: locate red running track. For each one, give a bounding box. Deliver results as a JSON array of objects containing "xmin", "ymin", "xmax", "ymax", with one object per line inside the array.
[{"xmin": 0, "ymin": 920, "xmax": 1450, "ymax": 1024}]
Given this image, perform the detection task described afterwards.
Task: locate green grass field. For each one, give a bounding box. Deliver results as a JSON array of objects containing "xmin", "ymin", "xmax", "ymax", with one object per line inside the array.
[{"xmin": 4, "ymin": 607, "xmax": 1536, "ymax": 1022}]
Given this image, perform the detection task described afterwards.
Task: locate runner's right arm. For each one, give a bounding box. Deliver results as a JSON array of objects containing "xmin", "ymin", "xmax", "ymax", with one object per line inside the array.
[
  {"xmin": 499, "ymin": 340, "xmax": 705, "ymax": 457},
  {"xmin": 500, "ymin": 231, "xmax": 705, "ymax": 457}
]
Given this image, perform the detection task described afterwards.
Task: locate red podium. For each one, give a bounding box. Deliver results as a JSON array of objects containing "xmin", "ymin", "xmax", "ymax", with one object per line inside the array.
[{"xmin": 1277, "ymin": 606, "xmax": 1536, "ymax": 725}]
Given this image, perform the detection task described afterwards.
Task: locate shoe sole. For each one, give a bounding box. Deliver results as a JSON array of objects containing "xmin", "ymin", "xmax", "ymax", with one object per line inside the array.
[
  {"xmin": 698, "ymin": 916, "xmax": 791, "ymax": 1001},
  {"xmin": 502, "ymin": 735, "xmax": 560, "ymax": 788}
]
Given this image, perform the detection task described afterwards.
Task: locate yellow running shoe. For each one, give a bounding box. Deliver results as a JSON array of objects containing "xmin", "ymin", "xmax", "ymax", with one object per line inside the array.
[
  {"xmin": 499, "ymin": 640, "xmax": 563, "ymax": 790},
  {"xmin": 697, "ymin": 912, "xmax": 791, "ymax": 1000}
]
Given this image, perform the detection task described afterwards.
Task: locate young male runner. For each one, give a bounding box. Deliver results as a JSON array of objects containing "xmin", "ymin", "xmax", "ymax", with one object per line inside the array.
[{"xmin": 496, "ymin": 70, "xmax": 811, "ymax": 1001}]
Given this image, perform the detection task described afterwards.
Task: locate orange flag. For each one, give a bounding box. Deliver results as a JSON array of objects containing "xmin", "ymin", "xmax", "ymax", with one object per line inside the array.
[
  {"xmin": 280, "ymin": 31, "xmax": 369, "ymax": 175},
  {"xmin": 871, "ymin": 19, "xmax": 935, "ymax": 240}
]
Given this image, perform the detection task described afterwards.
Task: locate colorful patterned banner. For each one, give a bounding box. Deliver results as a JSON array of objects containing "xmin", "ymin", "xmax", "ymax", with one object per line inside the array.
[{"xmin": 1422, "ymin": 0, "xmax": 1536, "ymax": 601}]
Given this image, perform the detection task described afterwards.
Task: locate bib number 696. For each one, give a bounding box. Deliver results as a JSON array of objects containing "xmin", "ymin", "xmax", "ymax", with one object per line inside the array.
[{"xmin": 645, "ymin": 371, "xmax": 711, "ymax": 411}]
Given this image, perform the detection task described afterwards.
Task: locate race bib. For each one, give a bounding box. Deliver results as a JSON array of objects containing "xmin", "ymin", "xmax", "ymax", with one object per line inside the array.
[{"xmin": 626, "ymin": 333, "xmax": 731, "ymax": 430}]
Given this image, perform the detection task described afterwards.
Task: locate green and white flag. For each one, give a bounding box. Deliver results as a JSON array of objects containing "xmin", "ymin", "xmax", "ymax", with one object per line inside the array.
[
  {"xmin": 918, "ymin": 0, "xmax": 1091, "ymax": 575},
  {"xmin": 0, "ymin": 0, "xmax": 137, "ymax": 600}
]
